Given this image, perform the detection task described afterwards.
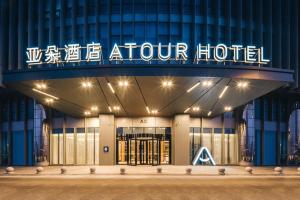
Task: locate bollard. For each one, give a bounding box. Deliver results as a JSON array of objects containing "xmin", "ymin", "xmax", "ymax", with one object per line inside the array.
[
  {"xmin": 274, "ymin": 167, "xmax": 283, "ymax": 175},
  {"xmin": 36, "ymin": 167, "xmax": 44, "ymax": 174},
  {"xmin": 157, "ymin": 167, "xmax": 162, "ymax": 174},
  {"xmin": 120, "ymin": 168, "xmax": 126, "ymax": 175},
  {"xmin": 218, "ymin": 168, "xmax": 225, "ymax": 175},
  {"xmin": 245, "ymin": 167, "xmax": 253, "ymax": 175},
  {"xmin": 61, "ymin": 167, "xmax": 67, "ymax": 175},
  {"xmin": 186, "ymin": 168, "xmax": 192, "ymax": 175},
  {"xmin": 297, "ymin": 167, "xmax": 300, "ymax": 175},
  {"xmin": 5, "ymin": 167, "xmax": 14, "ymax": 175},
  {"xmin": 90, "ymin": 167, "xmax": 96, "ymax": 174}
]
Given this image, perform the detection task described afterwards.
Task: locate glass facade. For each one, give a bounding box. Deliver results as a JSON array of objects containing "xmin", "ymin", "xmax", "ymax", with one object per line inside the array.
[
  {"xmin": 189, "ymin": 125, "xmax": 237, "ymax": 165},
  {"xmin": 50, "ymin": 127, "xmax": 99, "ymax": 165}
]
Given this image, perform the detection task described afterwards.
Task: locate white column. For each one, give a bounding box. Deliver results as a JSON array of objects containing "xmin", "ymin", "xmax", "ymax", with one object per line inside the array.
[
  {"xmin": 99, "ymin": 114, "xmax": 115, "ymax": 165},
  {"xmin": 173, "ymin": 114, "xmax": 190, "ymax": 165}
]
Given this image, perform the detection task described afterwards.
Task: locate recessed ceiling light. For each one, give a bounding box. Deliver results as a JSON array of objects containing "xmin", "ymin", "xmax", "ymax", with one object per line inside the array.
[
  {"xmin": 219, "ymin": 85, "xmax": 229, "ymax": 99},
  {"xmin": 118, "ymin": 81, "xmax": 129, "ymax": 87},
  {"xmin": 162, "ymin": 80, "xmax": 173, "ymax": 88},
  {"xmin": 224, "ymin": 106, "xmax": 232, "ymax": 111},
  {"xmin": 192, "ymin": 106, "xmax": 200, "ymax": 112},
  {"xmin": 113, "ymin": 106, "xmax": 120, "ymax": 111},
  {"xmin": 91, "ymin": 106, "xmax": 98, "ymax": 111},
  {"xmin": 81, "ymin": 81, "xmax": 92, "ymax": 88},
  {"xmin": 151, "ymin": 110, "xmax": 158, "ymax": 115},
  {"xmin": 107, "ymin": 82, "xmax": 115, "ymax": 93},
  {"xmin": 202, "ymin": 81, "xmax": 212, "ymax": 87},
  {"xmin": 45, "ymin": 98, "xmax": 54, "ymax": 104},
  {"xmin": 84, "ymin": 111, "xmax": 91, "ymax": 116},
  {"xmin": 237, "ymin": 81, "xmax": 249, "ymax": 88},
  {"xmin": 35, "ymin": 83, "xmax": 47, "ymax": 89},
  {"xmin": 187, "ymin": 82, "xmax": 200, "ymax": 93},
  {"xmin": 108, "ymin": 106, "xmax": 112, "ymax": 112}
]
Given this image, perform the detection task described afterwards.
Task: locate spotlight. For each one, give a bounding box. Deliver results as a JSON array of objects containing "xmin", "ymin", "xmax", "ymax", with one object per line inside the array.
[
  {"xmin": 108, "ymin": 106, "xmax": 112, "ymax": 112},
  {"xmin": 224, "ymin": 106, "xmax": 232, "ymax": 111},
  {"xmin": 81, "ymin": 81, "xmax": 92, "ymax": 88},
  {"xmin": 118, "ymin": 81, "xmax": 129, "ymax": 87},
  {"xmin": 202, "ymin": 81, "xmax": 212, "ymax": 87},
  {"xmin": 35, "ymin": 83, "xmax": 47, "ymax": 89},
  {"xmin": 151, "ymin": 110, "xmax": 158, "ymax": 115},
  {"xmin": 45, "ymin": 98, "xmax": 54, "ymax": 104},
  {"xmin": 113, "ymin": 106, "xmax": 120, "ymax": 111},
  {"xmin": 192, "ymin": 106, "xmax": 200, "ymax": 112},
  {"xmin": 91, "ymin": 106, "xmax": 98, "ymax": 112},
  {"xmin": 162, "ymin": 80, "xmax": 173, "ymax": 88},
  {"xmin": 237, "ymin": 81, "xmax": 249, "ymax": 88},
  {"xmin": 84, "ymin": 111, "xmax": 91, "ymax": 116}
]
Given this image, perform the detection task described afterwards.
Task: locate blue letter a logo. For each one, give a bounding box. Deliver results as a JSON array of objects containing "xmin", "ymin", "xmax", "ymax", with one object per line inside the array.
[{"xmin": 192, "ymin": 147, "xmax": 216, "ymax": 166}]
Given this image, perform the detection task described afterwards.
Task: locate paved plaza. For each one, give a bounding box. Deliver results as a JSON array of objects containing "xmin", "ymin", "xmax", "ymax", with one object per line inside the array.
[
  {"xmin": 0, "ymin": 176, "xmax": 299, "ymax": 200},
  {"xmin": 1, "ymin": 165, "xmax": 300, "ymax": 176},
  {"xmin": 0, "ymin": 166, "xmax": 300, "ymax": 200}
]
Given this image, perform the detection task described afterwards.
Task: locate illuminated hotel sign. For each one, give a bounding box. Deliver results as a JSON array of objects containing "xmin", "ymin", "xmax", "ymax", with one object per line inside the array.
[
  {"xmin": 192, "ymin": 147, "xmax": 216, "ymax": 166},
  {"xmin": 26, "ymin": 42, "xmax": 270, "ymax": 66}
]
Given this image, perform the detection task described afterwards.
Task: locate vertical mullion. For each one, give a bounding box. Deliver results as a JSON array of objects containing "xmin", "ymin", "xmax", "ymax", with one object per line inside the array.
[
  {"xmin": 24, "ymin": 97, "xmax": 28, "ymax": 165},
  {"xmin": 71, "ymin": 0, "xmax": 77, "ymax": 42},
  {"xmin": 18, "ymin": 0, "xmax": 25, "ymax": 70}
]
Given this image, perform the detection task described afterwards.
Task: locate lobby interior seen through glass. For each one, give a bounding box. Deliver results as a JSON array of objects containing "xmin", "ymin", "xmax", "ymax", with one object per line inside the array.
[{"xmin": 116, "ymin": 127, "xmax": 171, "ymax": 165}]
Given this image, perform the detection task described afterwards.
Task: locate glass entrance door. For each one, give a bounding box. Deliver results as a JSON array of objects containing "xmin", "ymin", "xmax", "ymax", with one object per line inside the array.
[{"xmin": 116, "ymin": 127, "xmax": 172, "ymax": 165}]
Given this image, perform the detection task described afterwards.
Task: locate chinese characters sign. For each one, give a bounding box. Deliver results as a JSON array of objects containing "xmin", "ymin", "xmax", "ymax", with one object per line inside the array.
[
  {"xmin": 26, "ymin": 42, "xmax": 102, "ymax": 65},
  {"xmin": 26, "ymin": 42, "xmax": 270, "ymax": 66}
]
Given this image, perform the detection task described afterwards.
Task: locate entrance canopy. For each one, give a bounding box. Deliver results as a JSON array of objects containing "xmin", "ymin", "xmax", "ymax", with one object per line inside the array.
[{"xmin": 3, "ymin": 64, "xmax": 293, "ymax": 117}]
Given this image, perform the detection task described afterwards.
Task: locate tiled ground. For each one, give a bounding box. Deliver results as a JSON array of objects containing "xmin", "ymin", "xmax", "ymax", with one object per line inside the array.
[{"xmin": 1, "ymin": 165, "xmax": 299, "ymax": 176}]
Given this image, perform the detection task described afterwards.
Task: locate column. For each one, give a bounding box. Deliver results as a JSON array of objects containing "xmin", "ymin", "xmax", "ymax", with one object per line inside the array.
[
  {"xmin": 99, "ymin": 114, "xmax": 115, "ymax": 165},
  {"xmin": 173, "ymin": 114, "xmax": 190, "ymax": 165}
]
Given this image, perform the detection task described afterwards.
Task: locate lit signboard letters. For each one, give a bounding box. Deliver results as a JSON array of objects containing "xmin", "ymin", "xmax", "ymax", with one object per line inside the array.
[{"xmin": 26, "ymin": 42, "xmax": 269, "ymax": 66}]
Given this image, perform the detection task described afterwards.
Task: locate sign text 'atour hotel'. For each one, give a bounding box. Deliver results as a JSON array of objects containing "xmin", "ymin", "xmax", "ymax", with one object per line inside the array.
[{"xmin": 26, "ymin": 42, "xmax": 270, "ymax": 66}]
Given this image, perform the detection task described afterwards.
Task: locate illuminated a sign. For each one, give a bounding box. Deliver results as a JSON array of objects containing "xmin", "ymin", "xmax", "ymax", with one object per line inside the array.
[
  {"xmin": 192, "ymin": 147, "xmax": 216, "ymax": 166},
  {"xmin": 26, "ymin": 42, "xmax": 269, "ymax": 66}
]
